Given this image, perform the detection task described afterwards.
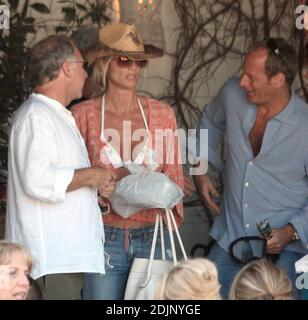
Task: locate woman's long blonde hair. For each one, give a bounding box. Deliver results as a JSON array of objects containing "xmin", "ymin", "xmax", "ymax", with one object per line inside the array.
[
  {"xmin": 82, "ymin": 56, "xmax": 112, "ymax": 98},
  {"xmin": 229, "ymin": 258, "xmax": 293, "ymax": 300},
  {"xmin": 0, "ymin": 240, "xmax": 33, "ymax": 270},
  {"xmin": 155, "ymin": 258, "xmax": 221, "ymax": 300}
]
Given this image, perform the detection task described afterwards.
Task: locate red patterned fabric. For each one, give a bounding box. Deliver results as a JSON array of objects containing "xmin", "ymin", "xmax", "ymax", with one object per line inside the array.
[{"xmin": 71, "ymin": 96, "xmax": 184, "ymax": 226}]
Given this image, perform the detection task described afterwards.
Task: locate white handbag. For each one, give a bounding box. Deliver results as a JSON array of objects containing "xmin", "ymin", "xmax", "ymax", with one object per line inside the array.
[{"xmin": 124, "ymin": 208, "xmax": 187, "ymax": 300}]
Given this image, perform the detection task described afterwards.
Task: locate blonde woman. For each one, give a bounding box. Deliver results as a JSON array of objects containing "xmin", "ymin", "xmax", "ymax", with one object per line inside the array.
[
  {"xmin": 0, "ymin": 241, "xmax": 33, "ymax": 300},
  {"xmin": 229, "ymin": 258, "xmax": 293, "ymax": 300},
  {"xmin": 71, "ymin": 23, "xmax": 184, "ymax": 300},
  {"xmin": 155, "ymin": 258, "xmax": 221, "ymax": 300}
]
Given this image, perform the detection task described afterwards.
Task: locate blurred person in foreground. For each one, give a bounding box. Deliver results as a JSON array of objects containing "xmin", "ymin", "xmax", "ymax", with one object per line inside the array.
[
  {"xmin": 229, "ymin": 258, "xmax": 293, "ymax": 300},
  {"xmin": 0, "ymin": 241, "xmax": 33, "ymax": 300},
  {"xmin": 155, "ymin": 258, "xmax": 221, "ymax": 300}
]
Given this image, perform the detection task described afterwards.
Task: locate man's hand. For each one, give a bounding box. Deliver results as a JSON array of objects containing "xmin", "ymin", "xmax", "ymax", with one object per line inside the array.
[
  {"xmin": 90, "ymin": 167, "xmax": 116, "ymax": 190},
  {"xmin": 193, "ymin": 174, "xmax": 221, "ymax": 215},
  {"xmin": 266, "ymin": 225, "xmax": 294, "ymax": 254},
  {"xmin": 183, "ymin": 174, "xmax": 196, "ymax": 198},
  {"xmin": 99, "ymin": 180, "xmax": 116, "ymax": 198},
  {"xmin": 67, "ymin": 167, "xmax": 116, "ymax": 192},
  {"xmin": 115, "ymin": 167, "xmax": 131, "ymax": 182}
]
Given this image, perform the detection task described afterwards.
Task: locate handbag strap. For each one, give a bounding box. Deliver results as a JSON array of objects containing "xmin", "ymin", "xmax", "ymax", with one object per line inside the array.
[
  {"xmin": 168, "ymin": 208, "xmax": 187, "ymax": 261},
  {"xmin": 140, "ymin": 209, "xmax": 187, "ymax": 287},
  {"xmin": 146, "ymin": 213, "xmax": 173, "ymax": 272},
  {"xmin": 165, "ymin": 208, "xmax": 178, "ymax": 265},
  {"xmin": 159, "ymin": 215, "xmax": 166, "ymax": 260},
  {"xmin": 140, "ymin": 214, "xmax": 161, "ymax": 287},
  {"xmin": 147, "ymin": 214, "xmax": 160, "ymax": 265}
]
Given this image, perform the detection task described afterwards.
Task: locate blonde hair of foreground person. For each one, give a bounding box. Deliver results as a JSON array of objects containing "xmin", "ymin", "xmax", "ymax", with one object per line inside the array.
[
  {"xmin": 0, "ymin": 240, "xmax": 33, "ymax": 300},
  {"xmin": 155, "ymin": 258, "xmax": 221, "ymax": 300},
  {"xmin": 229, "ymin": 258, "xmax": 293, "ymax": 300}
]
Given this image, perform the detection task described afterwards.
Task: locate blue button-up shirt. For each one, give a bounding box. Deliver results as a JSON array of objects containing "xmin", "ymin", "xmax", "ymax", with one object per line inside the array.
[{"xmin": 197, "ymin": 77, "xmax": 308, "ymax": 254}]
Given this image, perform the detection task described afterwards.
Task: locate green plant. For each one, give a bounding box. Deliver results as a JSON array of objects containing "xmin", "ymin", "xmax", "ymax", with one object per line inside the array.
[
  {"xmin": 0, "ymin": 0, "xmax": 34, "ymax": 188},
  {"xmin": 57, "ymin": 0, "xmax": 111, "ymax": 32}
]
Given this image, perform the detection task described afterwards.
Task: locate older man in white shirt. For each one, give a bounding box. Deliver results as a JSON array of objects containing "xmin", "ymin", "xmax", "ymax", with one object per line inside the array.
[{"xmin": 5, "ymin": 35, "xmax": 115, "ymax": 300}]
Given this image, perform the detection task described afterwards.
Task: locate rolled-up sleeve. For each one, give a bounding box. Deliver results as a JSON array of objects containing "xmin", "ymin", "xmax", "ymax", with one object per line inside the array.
[
  {"xmin": 13, "ymin": 114, "xmax": 74, "ymax": 203},
  {"xmin": 53, "ymin": 167, "xmax": 75, "ymax": 202}
]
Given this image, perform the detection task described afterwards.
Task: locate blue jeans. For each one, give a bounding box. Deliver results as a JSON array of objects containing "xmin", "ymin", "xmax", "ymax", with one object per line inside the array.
[
  {"xmin": 82, "ymin": 224, "xmax": 172, "ymax": 300},
  {"xmin": 208, "ymin": 243, "xmax": 307, "ymax": 300}
]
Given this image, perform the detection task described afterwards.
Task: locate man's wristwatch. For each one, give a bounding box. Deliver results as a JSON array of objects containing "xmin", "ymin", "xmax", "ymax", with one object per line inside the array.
[{"xmin": 286, "ymin": 223, "xmax": 300, "ymax": 241}]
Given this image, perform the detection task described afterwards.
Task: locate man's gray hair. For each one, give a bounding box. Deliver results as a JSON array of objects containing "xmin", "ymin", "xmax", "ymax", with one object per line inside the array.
[{"xmin": 27, "ymin": 35, "xmax": 76, "ymax": 89}]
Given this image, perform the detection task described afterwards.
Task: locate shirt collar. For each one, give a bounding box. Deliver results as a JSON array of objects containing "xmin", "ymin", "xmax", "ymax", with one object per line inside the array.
[
  {"xmin": 271, "ymin": 91, "xmax": 295, "ymax": 124},
  {"xmin": 31, "ymin": 93, "xmax": 72, "ymax": 117}
]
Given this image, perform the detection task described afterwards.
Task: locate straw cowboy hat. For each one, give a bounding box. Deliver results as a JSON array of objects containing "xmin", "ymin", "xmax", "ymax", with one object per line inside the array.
[{"xmin": 86, "ymin": 23, "xmax": 163, "ymax": 64}]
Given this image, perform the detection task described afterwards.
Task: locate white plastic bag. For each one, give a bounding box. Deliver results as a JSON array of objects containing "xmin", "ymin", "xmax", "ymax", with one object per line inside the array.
[{"xmin": 109, "ymin": 163, "xmax": 184, "ymax": 218}]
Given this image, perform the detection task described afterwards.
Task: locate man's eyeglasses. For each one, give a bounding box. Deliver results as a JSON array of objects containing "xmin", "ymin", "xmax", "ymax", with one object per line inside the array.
[
  {"xmin": 68, "ymin": 60, "xmax": 90, "ymax": 71},
  {"xmin": 265, "ymin": 38, "xmax": 292, "ymax": 74},
  {"xmin": 116, "ymin": 56, "xmax": 148, "ymax": 69}
]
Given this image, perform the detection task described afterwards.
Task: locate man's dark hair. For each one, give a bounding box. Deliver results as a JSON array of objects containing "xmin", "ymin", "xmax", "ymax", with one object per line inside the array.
[
  {"xmin": 249, "ymin": 38, "xmax": 298, "ymax": 88},
  {"xmin": 27, "ymin": 35, "xmax": 75, "ymax": 89},
  {"xmin": 70, "ymin": 27, "xmax": 98, "ymax": 57}
]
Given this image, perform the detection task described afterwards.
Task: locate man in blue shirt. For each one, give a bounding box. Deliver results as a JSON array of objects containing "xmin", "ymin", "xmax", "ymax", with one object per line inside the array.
[{"xmin": 194, "ymin": 38, "xmax": 308, "ymax": 299}]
